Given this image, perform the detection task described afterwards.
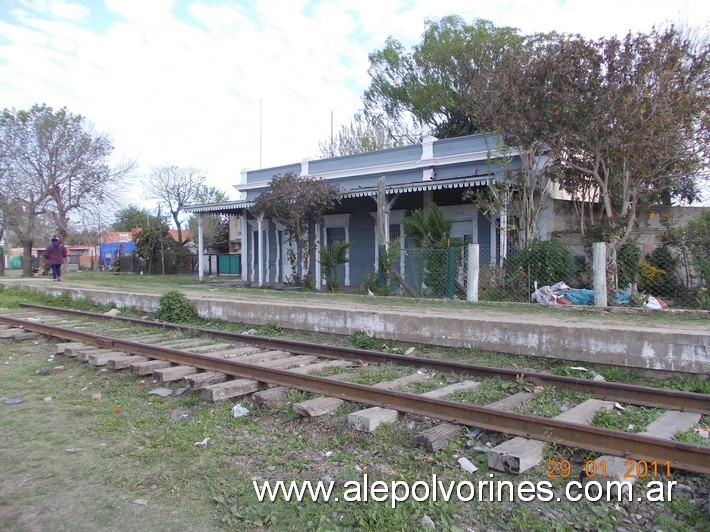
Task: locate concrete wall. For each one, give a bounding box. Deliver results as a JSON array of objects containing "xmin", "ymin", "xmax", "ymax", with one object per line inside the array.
[{"xmin": 15, "ymin": 284, "xmax": 708, "ymax": 375}]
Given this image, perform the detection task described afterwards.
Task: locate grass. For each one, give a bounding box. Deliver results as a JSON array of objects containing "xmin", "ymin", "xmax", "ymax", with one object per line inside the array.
[
  {"xmin": 516, "ymin": 388, "xmax": 592, "ymax": 418},
  {"xmin": 1, "ymin": 334, "xmax": 708, "ymax": 529},
  {"xmin": 593, "ymin": 406, "xmax": 664, "ymax": 433},
  {"xmin": 4, "ymin": 268, "xmax": 708, "ymax": 327},
  {"xmin": 1, "ymin": 279, "xmax": 709, "ymax": 530}
]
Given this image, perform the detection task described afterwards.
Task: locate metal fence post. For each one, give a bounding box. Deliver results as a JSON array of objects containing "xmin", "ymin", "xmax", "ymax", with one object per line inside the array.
[
  {"xmin": 467, "ymin": 244, "xmax": 479, "ymax": 302},
  {"xmin": 593, "ymin": 242, "xmax": 607, "ymax": 307}
]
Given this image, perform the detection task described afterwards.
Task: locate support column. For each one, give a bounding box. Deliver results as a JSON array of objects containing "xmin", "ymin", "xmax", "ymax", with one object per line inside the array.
[
  {"xmin": 257, "ymin": 215, "xmax": 264, "ymax": 287},
  {"xmin": 344, "ymin": 225, "xmax": 350, "ymax": 286},
  {"xmin": 265, "ymin": 220, "xmax": 270, "ymax": 283},
  {"xmin": 315, "ymin": 223, "xmax": 322, "ymax": 290},
  {"xmin": 241, "ymin": 214, "xmax": 248, "ymax": 280},
  {"xmin": 197, "ymin": 213, "xmax": 204, "ymax": 281},
  {"xmin": 275, "ymin": 230, "xmax": 281, "ymax": 283}
]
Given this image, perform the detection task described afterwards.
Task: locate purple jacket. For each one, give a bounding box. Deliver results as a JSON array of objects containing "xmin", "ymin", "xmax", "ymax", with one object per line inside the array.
[{"xmin": 44, "ymin": 241, "xmax": 67, "ymax": 265}]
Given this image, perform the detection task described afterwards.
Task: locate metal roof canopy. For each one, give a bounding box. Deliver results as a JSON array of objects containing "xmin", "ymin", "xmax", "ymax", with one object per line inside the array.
[{"xmin": 185, "ymin": 174, "xmax": 491, "ymax": 215}]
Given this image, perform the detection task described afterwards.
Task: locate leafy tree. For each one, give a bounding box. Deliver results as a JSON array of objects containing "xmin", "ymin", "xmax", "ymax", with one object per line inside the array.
[
  {"xmin": 187, "ymin": 186, "xmax": 230, "ymax": 253},
  {"xmin": 133, "ymin": 218, "xmax": 175, "ymax": 275},
  {"xmin": 363, "ymin": 16, "xmax": 523, "ymax": 139},
  {"xmin": 146, "ymin": 165, "xmax": 207, "ymax": 248},
  {"xmin": 319, "ymin": 113, "xmax": 407, "ymax": 158},
  {"xmin": 112, "ymin": 206, "xmax": 162, "ymax": 231},
  {"xmin": 0, "ymin": 104, "xmax": 132, "ymax": 275},
  {"xmin": 469, "ymin": 35, "xmax": 561, "ymax": 246},
  {"xmin": 517, "ymin": 29, "xmax": 709, "ymax": 273},
  {"xmin": 252, "ymin": 172, "xmax": 340, "ymax": 286}
]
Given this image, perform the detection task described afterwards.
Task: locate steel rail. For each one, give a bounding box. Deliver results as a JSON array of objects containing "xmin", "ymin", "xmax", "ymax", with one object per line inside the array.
[
  {"xmin": 14, "ymin": 304, "xmax": 710, "ymax": 415},
  {"xmin": 1, "ymin": 314, "xmax": 709, "ymax": 474}
]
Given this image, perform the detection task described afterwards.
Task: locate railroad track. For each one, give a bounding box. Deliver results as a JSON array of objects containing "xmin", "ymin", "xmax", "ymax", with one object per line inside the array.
[{"xmin": 1, "ymin": 304, "xmax": 708, "ymax": 476}]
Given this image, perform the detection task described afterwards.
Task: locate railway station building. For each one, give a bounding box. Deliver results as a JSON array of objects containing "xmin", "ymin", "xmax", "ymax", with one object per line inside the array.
[{"xmin": 187, "ymin": 133, "xmax": 563, "ymax": 289}]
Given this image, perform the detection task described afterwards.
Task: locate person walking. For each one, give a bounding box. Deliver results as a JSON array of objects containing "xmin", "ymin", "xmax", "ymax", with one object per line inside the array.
[{"xmin": 44, "ymin": 236, "xmax": 68, "ymax": 282}]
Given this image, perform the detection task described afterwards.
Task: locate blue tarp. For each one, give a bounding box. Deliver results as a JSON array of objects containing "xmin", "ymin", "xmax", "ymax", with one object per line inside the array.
[{"xmin": 563, "ymin": 289, "xmax": 595, "ymax": 305}]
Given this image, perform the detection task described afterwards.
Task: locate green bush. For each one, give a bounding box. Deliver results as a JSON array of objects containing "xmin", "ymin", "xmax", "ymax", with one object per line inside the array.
[
  {"xmin": 155, "ymin": 290, "xmax": 198, "ymax": 323},
  {"xmin": 503, "ymin": 239, "xmax": 576, "ymax": 299},
  {"xmin": 617, "ymin": 240, "xmax": 641, "ymax": 288}
]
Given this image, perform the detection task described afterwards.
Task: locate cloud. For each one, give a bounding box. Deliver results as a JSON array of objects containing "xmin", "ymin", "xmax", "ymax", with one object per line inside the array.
[{"xmin": 1, "ymin": 0, "xmax": 708, "ymax": 205}]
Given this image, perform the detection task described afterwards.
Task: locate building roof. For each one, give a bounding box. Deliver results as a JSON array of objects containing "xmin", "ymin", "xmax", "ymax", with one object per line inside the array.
[{"xmin": 185, "ymin": 174, "xmax": 492, "ymax": 214}]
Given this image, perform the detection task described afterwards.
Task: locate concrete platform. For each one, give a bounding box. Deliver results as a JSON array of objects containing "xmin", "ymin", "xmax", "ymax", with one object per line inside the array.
[{"xmin": 6, "ymin": 282, "xmax": 709, "ymax": 374}]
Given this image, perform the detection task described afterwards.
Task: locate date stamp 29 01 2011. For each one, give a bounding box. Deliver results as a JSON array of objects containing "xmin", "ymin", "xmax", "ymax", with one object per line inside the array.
[{"xmin": 546, "ymin": 459, "xmax": 672, "ymax": 479}]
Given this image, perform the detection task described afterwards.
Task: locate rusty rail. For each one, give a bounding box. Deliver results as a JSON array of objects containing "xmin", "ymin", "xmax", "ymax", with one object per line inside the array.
[
  {"xmin": 14, "ymin": 304, "xmax": 710, "ymax": 415},
  {"xmin": 1, "ymin": 312, "xmax": 709, "ymax": 474}
]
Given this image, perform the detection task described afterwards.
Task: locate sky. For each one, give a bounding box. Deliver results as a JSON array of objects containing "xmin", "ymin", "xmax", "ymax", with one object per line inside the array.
[{"xmin": 1, "ymin": 0, "xmax": 708, "ymax": 205}]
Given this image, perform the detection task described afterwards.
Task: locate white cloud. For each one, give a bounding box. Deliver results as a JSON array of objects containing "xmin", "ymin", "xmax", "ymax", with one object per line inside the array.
[{"xmin": 1, "ymin": 0, "xmax": 708, "ymax": 205}]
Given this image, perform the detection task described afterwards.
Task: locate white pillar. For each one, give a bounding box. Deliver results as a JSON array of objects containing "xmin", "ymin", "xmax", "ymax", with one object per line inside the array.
[
  {"xmin": 249, "ymin": 229, "xmax": 255, "ymax": 283},
  {"xmin": 344, "ymin": 225, "xmax": 350, "ymax": 286},
  {"xmin": 499, "ymin": 202, "xmax": 508, "ymax": 266},
  {"xmin": 467, "ymin": 244, "xmax": 479, "ymax": 302},
  {"xmin": 197, "ymin": 213, "xmax": 204, "ymax": 281},
  {"xmin": 315, "ymin": 223, "xmax": 322, "ymax": 290},
  {"xmin": 275, "ymin": 230, "xmax": 281, "ymax": 283},
  {"xmin": 265, "ymin": 220, "xmax": 270, "ymax": 283},
  {"xmin": 257, "ymin": 215, "xmax": 264, "ymax": 286},
  {"xmin": 241, "ymin": 214, "xmax": 248, "ymax": 280},
  {"xmin": 593, "ymin": 242, "xmax": 607, "ymax": 307}
]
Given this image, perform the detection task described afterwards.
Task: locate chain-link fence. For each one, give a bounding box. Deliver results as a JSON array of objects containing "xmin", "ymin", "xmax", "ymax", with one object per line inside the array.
[
  {"xmin": 108, "ymin": 251, "xmax": 198, "ymax": 275},
  {"xmin": 477, "ymin": 241, "xmax": 592, "ymax": 303},
  {"xmin": 396, "ymin": 247, "xmax": 465, "ymax": 298},
  {"xmin": 617, "ymin": 237, "xmax": 708, "ymax": 310},
  {"xmin": 384, "ymin": 238, "xmax": 708, "ymax": 310}
]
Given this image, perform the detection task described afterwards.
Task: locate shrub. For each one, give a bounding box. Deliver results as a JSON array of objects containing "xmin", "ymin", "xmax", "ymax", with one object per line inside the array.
[
  {"xmin": 319, "ymin": 241, "xmax": 352, "ymax": 292},
  {"xmin": 617, "ymin": 240, "xmax": 641, "ymax": 288},
  {"xmin": 155, "ymin": 290, "xmax": 198, "ymax": 323},
  {"xmin": 503, "ymin": 239, "xmax": 576, "ymax": 299}
]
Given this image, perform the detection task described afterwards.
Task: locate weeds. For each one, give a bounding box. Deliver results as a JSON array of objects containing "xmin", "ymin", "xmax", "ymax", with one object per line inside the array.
[{"xmin": 155, "ymin": 290, "xmax": 198, "ymax": 323}]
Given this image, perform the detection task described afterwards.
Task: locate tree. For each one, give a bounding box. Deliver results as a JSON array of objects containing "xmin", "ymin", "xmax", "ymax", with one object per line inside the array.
[
  {"xmin": 133, "ymin": 217, "xmax": 175, "ymax": 275},
  {"xmin": 530, "ymin": 29, "xmax": 708, "ymax": 272},
  {"xmin": 187, "ymin": 186, "xmax": 231, "ymax": 253},
  {"xmin": 252, "ymin": 172, "xmax": 340, "ymax": 286},
  {"xmin": 469, "ymin": 34, "xmax": 561, "ymax": 246},
  {"xmin": 363, "ymin": 16, "xmax": 523, "ymax": 139},
  {"xmin": 468, "ymin": 27, "xmax": 709, "ymax": 285},
  {"xmin": 112, "ymin": 206, "xmax": 162, "ymax": 232},
  {"xmin": 146, "ymin": 165, "xmax": 207, "ymax": 248},
  {"xmin": 319, "ymin": 113, "xmax": 408, "ymax": 158},
  {"xmin": 0, "ymin": 104, "xmax": 132, "ymax": 275}
]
